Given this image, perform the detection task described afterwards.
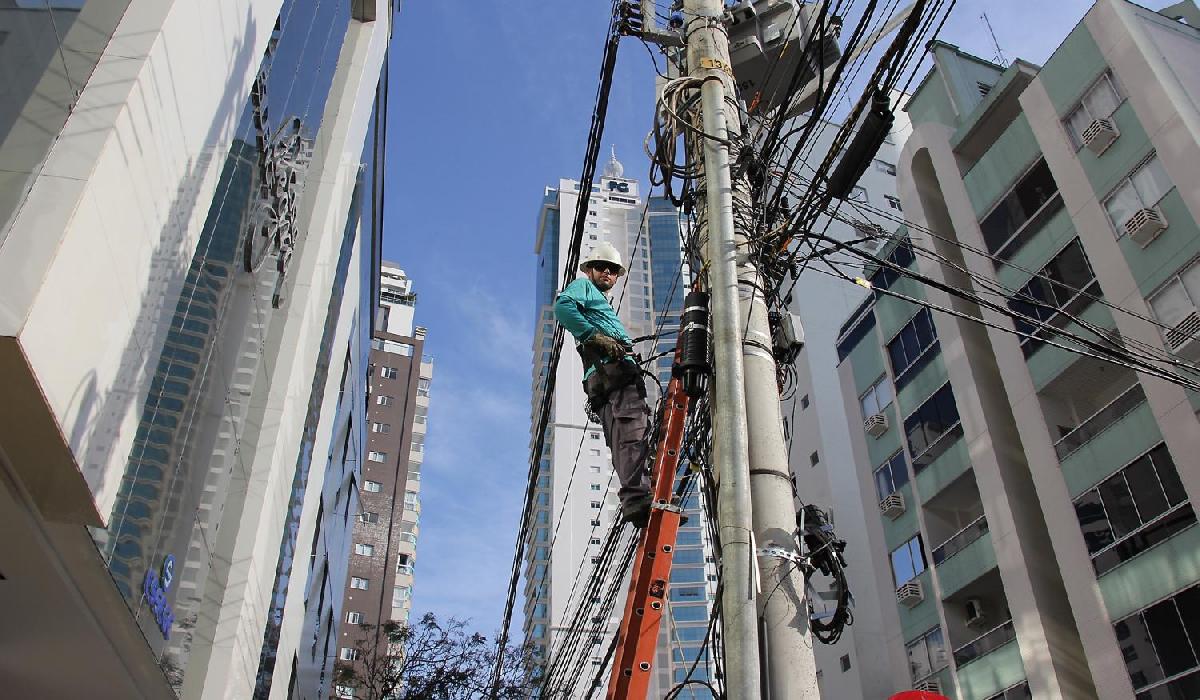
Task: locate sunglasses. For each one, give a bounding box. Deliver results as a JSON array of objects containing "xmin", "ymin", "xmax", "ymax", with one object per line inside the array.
[{"xmin": 590, "ymin": 262, "xmax": 621, "ymax": 275}]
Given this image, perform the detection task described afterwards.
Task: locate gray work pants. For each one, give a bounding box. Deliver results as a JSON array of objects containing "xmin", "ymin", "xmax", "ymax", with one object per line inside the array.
[{"xmin": 598, "ymin": 383, "xmax": 652, "ymax": 507}]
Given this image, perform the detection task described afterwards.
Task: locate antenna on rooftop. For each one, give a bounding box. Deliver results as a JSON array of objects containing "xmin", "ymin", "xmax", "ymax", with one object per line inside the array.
[{"xmin": 981, "ymin": 13, "xmax": 1009, "ymax": 68}]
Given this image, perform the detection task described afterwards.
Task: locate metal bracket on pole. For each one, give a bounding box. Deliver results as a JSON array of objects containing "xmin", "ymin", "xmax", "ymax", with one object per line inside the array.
[{"xmin": 757, "ymin": 545, "xmax": 806, "ymax": 566}]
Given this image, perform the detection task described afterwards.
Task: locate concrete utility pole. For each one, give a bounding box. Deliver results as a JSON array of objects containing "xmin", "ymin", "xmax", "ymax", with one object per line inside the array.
[
  {"xmin": 683, "ymin": 1, "xmax": 820, "ymax": 698},
  {"xmin": 683, "ymin": 1, "xmax": 761, "ymax": 697}
]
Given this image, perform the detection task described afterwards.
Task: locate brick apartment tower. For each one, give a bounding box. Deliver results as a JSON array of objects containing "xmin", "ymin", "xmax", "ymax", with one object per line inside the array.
[{"xmin": 333, "ymin": 262, "xmax": 432, "ymax": 697}]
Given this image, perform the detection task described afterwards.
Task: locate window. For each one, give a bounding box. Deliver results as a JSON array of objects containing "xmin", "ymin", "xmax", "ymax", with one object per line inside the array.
[
  {"xmin": 354, "ymin": 543, "xmax": 374, "ymax": 556},
  {"xmin": 367, "ymin": 451, "xmax": 386, "ymax": 463},
  {"xmin": 976, "ymin": 80, "xmax": 992, "ymax": 97},
  {"xmin": 590, "ymin": 519, "xmax": 601, "ymax": 526},
  {"xmin": 1104, "ymin": 154, "xmax": 1173, "ymax": 236},
  {"xmin": 903, "ymin": 383, "xmax": 961, "ymax": 467},
  {"xmin": 809, "ymin": 451, "xmax": 820, "ymax": 467},
  {"xmin": 887, "ymin": 309, "xmax": 938, "ymax": 386},
  {"xmin": 840, "ymin": 654, "xmax": 852, "ymax": 672},
  {"xmin": 1073, "ymin": 444, "xmax": 1194, "ymax": 576},
  {"xmin": 590, "ymin": 501, "xmax": 602, "ymax": 509},
  {"xmin": 1112, "ymin": 583, "xmax": 1200, "ymax": 695},
  {"xmin": 371, "ymin": 422, "xmax": 391, "ymax": 433},
  {"xmin": 1148, "ymin": 257, "xmax": 1200, "ymax": 342},
  {"xmin": 590, "ymin": 484, "xmax": 602, "ymax": 491},
  {"xmin": 589, "ymin": 448, "xmax": 601, "ymax": 456},
  {"xmin": 906, "ymin": 627, "xmax": 948, "ymax": 682},
  {"xmin": 859, "ymin": 375, "xmax": 894, "ymax": 418},
  {"xmin": 848, "ymin": 186, "xmax": 868, "ymax": 203},
  {"xmin": 978, "ymin": 159, "xmax": 1061, "ymax": 258},
  {"xmin": 589, "ymin": 432, "xmax": 601, "ymax": 440},
  {"xmin": 589, "ymin": 465, "xmax": 601, "ymax": 473},
  {"xmin": 359, "ymin": 512, "xmax": 378, "ymax": 524},
  {"xmin": 404, "ymin": 491, "xmax": 419, "ymax": 509},
  {"xmin": 335, "ymin": 685, "xmax": 355, "ymax": 699},
  {"xmin": 874, "ymin": 451, "xmax": 910, "ymax": 501},
  {"xmin": 884, "ymin": 194, "xmax": 902, "ymax": 211},
  {"xmin": 392, "ymin": 586, "xmax": 411, "ymax": 607},
  {"xmin": 339, "ymin": 647, "xmax": 360, "ymax": 661},
  {"xmin": 363, "ymin": 480, "xmax": 382, "ymax": 493},
  {"xmin": 890, "ymin": 535, "xmax": 926, "ymax": 586},
  {"xmin": 417, "ymin": 378, "xmax": 431, "ymax": 397},
  {"xmin": 1065, "ymin": 72, "xmax": 1124, "ymax": 148},
  {"xmin": 800, "ymin": 394, "xmax": 809, "ymax": 409},
  {"xmin": 874, "ymin": 159, "xmax": 897, "ymax": 176},
  {"xmin": 1007, "ymin": 238, "xmax": 1099, "ymax": 356},
  {"xmin": 590, "ymin": 537, "xmax": 601, "ymax": 545},
  {"xmin": 866, "ymin": 239, "xmax": 917, "ymax": 293},
  {"xmin": 346, "ymin": 611, "xmax": 363, "ymax": 624},
  {"xmin": 380, "ymin": 366, "xmax": 398, "ymax": 379},
  {"xmin": 410, "ymin": 434, "xmax": 424, "ymax": 454},
  {"xmin": 350, "ymin": 577, "xmax": 369, "ymax": 590},
  {"xmin": 377, "ymin": 395, "xmax": 393, "ymax": 406}
]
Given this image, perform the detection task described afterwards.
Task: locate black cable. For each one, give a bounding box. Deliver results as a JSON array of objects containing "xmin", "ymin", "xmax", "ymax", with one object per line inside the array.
[{"xmin": 489, "ymin": 3, "xmax": 626, "ymax": 693}]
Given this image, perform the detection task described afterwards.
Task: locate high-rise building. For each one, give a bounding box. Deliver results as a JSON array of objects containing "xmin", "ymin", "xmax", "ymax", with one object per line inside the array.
[
  {"xmin": 331, "ymin": 263, "xmax": 433, "ymax": 699},
  {"xmin": 526, "ymin": 152, "xmax": 718, "ymax": 697},
  {"xmin": 833, "ymin": 2, "xmax": 1200, "ymax": 698},
  {"xmin": 0, "ymin": 2, "xmax": 395, "ymax": 698},
  {"xmin": 776, "ymin": 107, "xmax": 916, "ymax": 699}
]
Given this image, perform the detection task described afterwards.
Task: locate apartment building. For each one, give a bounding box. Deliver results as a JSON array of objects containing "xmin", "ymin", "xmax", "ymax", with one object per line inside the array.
[
  {"xmin": 332, "ymin": 264, "xmax": 433, "ymax": 699},
  {"xmin": 833, "ymin": 2, "xmax": 1200, "ymax": 698},
  {"xmin": 526, "ymin": 153, "xmax": 719, "ymax": 696}
]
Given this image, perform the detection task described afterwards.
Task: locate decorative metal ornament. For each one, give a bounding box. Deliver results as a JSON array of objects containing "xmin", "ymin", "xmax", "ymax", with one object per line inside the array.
[{"xmin": 242, "ymin": 63, "xmax": 312, "ymax": 309}]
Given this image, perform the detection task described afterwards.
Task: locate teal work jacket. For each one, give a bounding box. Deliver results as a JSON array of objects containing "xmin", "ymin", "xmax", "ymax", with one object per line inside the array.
[{"xmin": 554, "ymin": 277, "xmax": 633, "ymax": 378}]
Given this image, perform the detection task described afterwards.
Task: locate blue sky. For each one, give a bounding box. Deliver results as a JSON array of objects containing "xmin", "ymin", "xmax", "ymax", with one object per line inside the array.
[{"xmin": 382, "ymin": 0, "xmax": 1095, "ymax": 638}]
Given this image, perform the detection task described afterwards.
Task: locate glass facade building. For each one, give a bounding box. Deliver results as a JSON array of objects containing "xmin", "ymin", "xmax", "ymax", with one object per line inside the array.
[{"xmin": 0, "ymin": 1, "xmax": 395, "ymax": 698}]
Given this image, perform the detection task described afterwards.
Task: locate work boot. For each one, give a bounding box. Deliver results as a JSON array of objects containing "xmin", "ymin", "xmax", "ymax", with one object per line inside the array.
[{"xmin": 621, "ymin": 493, "xmax": 653, "ymax": 528}]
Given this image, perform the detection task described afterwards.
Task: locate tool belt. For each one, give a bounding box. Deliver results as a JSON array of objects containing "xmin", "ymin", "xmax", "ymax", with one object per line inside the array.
[{"xmin": 578, "ymin": 341, "xmax": 645, "ymax": 411}]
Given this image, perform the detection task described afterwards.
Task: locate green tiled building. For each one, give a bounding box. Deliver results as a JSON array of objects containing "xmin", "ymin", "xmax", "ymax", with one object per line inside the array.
[{"xmin": 833, "ymin": 2, "xmax": 1200, "ymax": 698}]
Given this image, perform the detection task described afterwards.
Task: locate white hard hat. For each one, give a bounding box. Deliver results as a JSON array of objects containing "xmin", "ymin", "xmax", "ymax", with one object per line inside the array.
[{"xmin": 579, "ymin": 241, "xmax": 626, "ymax": 275}]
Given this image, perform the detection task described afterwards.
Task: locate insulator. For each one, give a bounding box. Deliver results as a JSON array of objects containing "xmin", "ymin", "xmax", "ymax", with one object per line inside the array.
[{"xmin": 676, "ymin": 291, "xmax": 711, "ymax": 398}]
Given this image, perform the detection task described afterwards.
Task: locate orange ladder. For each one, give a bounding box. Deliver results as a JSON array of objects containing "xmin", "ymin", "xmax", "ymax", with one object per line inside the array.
[{"xmin": 605, "ymin": 367, "xmax": 692, "ymax": 699}]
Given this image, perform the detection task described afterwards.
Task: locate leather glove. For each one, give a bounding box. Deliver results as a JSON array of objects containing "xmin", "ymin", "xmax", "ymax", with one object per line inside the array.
[{"xmin": 588, "ymin": 333, "xmax": 627, "ymax": 360}]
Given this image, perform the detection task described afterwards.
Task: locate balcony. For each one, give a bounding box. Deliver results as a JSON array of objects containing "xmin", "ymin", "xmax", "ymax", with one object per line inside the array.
[
  {"xmin": 932, "ymin": 516, "xmax": 989, "ymax": 566},
  {"xmin": 914, "ymin": 429, "xmax": 971, "ymax": 505},
  {"xmin": 935, "ymin": 528, "xmax": 996, "ymax": 598},
  {"xmin": 954, "ymin": 624, "xmax": 1026, "ymax": 700},
  {"xmin": 1054, "ymin": 383, "xmax": 1146, "ymax": 460},
  {"xmin": 953, "ymin": 619, "xmax": 1016, "ymax": 668}
]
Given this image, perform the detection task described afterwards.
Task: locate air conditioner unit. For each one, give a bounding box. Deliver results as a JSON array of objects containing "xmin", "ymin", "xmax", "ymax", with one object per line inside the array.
[
  {"xmin": 914, "ymin": 678, "xmax": 942, "ymax": 693},
  {"xmin": 879, "ymin": 492, "xmax": 906, "ymax": 520},
  {"xmin": 1083, "ymin": 118, "xmax": 1119, "ymax": 155},
  {"xmin": 1165, "ymin": 311, "xmax": 1200, "ymax": 359},
  {"xmin": 864, "ymin": 412, "xmax": 889, "ymax": 437},
  {"xmin": 965, "ymin": 597, "xmax": 987, "ymax": 628},
  {"xmin": 896, "ymin": 580, "xmax": 924, "ymax": 608},
  {"xmin": 1125, "ymin": 207, "xmax": 1167, "ymax": 247}
]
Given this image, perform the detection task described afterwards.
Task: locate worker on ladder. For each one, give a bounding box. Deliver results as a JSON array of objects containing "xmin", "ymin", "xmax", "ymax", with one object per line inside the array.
[{"xmin": 554, "ymin": 242, "xmax": 653, "ymax": 527}]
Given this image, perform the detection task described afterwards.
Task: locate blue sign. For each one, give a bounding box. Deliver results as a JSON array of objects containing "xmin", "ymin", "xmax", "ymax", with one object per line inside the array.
[{"xmin": 142, "ymin": 555, "xmax": 176, "ymax": 639}]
